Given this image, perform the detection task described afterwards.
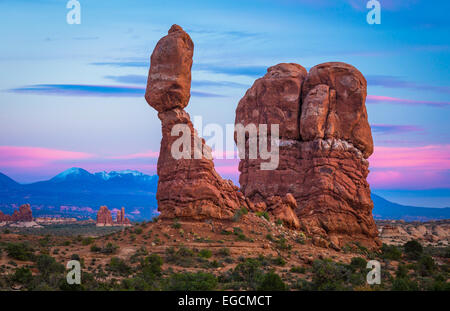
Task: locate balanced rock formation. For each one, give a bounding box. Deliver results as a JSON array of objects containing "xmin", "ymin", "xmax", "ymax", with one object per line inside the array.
[
  {"xmin": 235, "ymin": 62, "xmax": 380, "ymax": 248},
  {"xmin": 96, "ymin": 206, "xmax": 113, "ymax": 227},
  {"xmin": 146, "ymin": 25, "xmax": 380, "ymax": 249},
  {"xmin": 145, "ymin": 25, "xmax": 248, "ymax": 220},
  {"xmin": 0, "ymin": 204, "xmax": 33, "ymax": 222}
]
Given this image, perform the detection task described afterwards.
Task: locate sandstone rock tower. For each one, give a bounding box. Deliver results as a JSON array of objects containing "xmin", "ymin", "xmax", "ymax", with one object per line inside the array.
[
  {"xmin": 96, "ymin": 206, "xmax": 113, "ymax": 226},
  {"xmin": 145, "ymin": 25, "xmax": 248, "ymax": 220},
  {"xmin": 236, "ymin": 62, "xmax": 379, "ymax": 248}
]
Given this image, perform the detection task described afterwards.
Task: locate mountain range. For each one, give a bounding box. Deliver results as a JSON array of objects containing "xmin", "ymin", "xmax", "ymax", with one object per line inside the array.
[
  {"xmin": 0, "ymin": 168, "xmax": 448, "ymax": 221},
  {"xmin": 0, "ymin": 168, "xmax": 158, "ymax": 221}
]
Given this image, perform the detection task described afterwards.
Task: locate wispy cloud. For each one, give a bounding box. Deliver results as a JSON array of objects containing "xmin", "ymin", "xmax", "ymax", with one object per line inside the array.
[
  {"xmin": 9, "ymin": 84, "xmax": 225, "ymax": 98},
  {"xmin": 367, "ymin": 75, "xmax": 450, "ymax": 95},
  {"xmin": 91, "ymin": 61, "xmax": 149, "ymax": 68},
  {"xmin": 105, "ymin": 75, "xmax": 249, "ymax": 89},
  {"xmin": 367, "ymin": 95, "xmax": 450, "ymax": 107},
  {"xmin": 371, "ymin": 124, "xmax": 424, "ymax": 135}
]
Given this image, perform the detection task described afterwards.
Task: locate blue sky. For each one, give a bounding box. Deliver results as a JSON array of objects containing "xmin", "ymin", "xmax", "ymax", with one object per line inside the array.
[{"xmin": 0, "ymin": 0, "xmax": 449, "ymax": 207}]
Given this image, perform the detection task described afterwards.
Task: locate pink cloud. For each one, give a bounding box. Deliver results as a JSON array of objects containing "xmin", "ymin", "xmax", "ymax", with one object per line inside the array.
[
  {"xmin": 368, "ymin": 145, "xmax": 450, "ymax": 189},
  {"xmin": 370, "ymin": 145, "xmax": 450, "ymax": 170},
  {"xmin": 366, "ymin": 95, "xmax": 449, "ymax": 107},
  {"xmin": 0, "ymin": 146, "xmax": 93, "ymax": 168}
]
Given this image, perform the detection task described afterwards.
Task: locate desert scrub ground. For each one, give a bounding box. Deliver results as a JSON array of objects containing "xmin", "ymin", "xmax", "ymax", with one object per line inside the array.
[{"xmin": 0, "ymin": 211, "xmax": 449, "ymax": 291}]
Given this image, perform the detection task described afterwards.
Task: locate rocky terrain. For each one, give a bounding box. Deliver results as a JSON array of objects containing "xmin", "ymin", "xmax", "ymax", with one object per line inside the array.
[
  {"xmin": 378, "ymin": 219, "xmax": 450, "ymax": 247},
  {"xmin": 0, "ymin": 216, "xmax": 448, "ymax": 291}
]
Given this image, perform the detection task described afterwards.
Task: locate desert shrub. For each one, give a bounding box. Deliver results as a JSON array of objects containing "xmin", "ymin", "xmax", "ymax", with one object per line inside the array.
[
  {"xmin": 198, "ymin": 249, "xmax": 212, "ymax": 258},
  {"xmin": 12, "ymin": 267, "xmax": 33, "ymax": 284},
  {"xmin": 101, "ymin": 243, "xmax": 119, "ymax": 254},
  {"xmin": 396, "ymin": 264, "xmax": 409, "ymax": 279},
  {"xmin": 217, "ymin": 247, "xmax": 230, "ymax": 257},
  {"xmin": 6, "ymin": 243, "xmax": 34, "ymax": 261},
  {"xmin": 227, "ymin": 258, "xmax": 264, "ymax": 290},
  {"xmin": 272, "ymin": 256, "xmax": 286, "ymax": 266},
  {"xmin": 39, "ymin": 236, "xmax": 51, "ymax": 247},
  {"xmin": 416, "ymin": 255, "xmax": 435, "ymax": 276},
  {"xmin": 134, "ymin": 227, "xmax": 143, "ymax": 234},
  {"xmin": 172, "ymin": 219, "xmax": 181, "ymax": 229},
  {"xmin": 392, "ymin": 277, "xmax": 419, "ymax": 291},
  {"xmin": 256, "ymin": 211, "xmax": 270, "ymax": 221},
  {"xmin": 36, "ymin": 254, "xmax": 65, "ymax": 279},
  {"xmin": 108, "ymin": 257, "xmax": 131, "ymax": 276},
  {"xmin": 290, "ymin": 266, "xmax": 306, "ymax": 274},
  {"xmin": 381, "ymin": 244, "xmax": 402, "ymax": 261},
  {"xmin": 165, "ymin": 272, "xmax": 217, "ymax": 291},
  {"xmin": 82, "ymin": 237, "xmax": 94, "ymax": 246},
  {"xmin": 166, "ymin": 246, "xmax": 195, "ymax": 267},
  {"xmin": 404, "ymin": 240, "xmax": 423, "ymax": 260},
  {"xmin": 350, "ymin": 257, "xmax": 367, "ymax": 271},
  {"xmin": 257, "ymin": 271, "xmax": 286, "ymax": 291},
  {"xmin": 140, "ymin": 254, "xmax": 163, "ymax": 279},
  {"xmin": 275, "ymin": 237, "xmax": 291, "ymax": 250},
  {"xmin": 120, "ymin": 277, "xmax": 155, "ymax": 291},
  {"xmin": 311, "ymin": 259, "xmax": 351, "ymax": 290},
  {"xmin": 90, "ymin": 245, "xmax": 101, "ymax": 252}
]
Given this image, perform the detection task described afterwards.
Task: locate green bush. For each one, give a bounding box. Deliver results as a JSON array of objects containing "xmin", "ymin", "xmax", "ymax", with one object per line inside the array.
[
  {"xmin": 90, "ymin": 245, "xmax": 101, "ymax": 252},
  {"xmin": 165, "ymin": 272, "xmax": 217, "ymax": 291},
  {"xmin": 82, "ymin": 237, "xmax": 94, "ymax": 246},
  {"xmin": 36, "ymin": 254, "xmax": 65, "ymax": 279},
  {"xmin": 381, "ymin": 244, "xmax": 402, "ymax": 261},
  {"xmin": 101, "ymin": 243, "xmax": 119, "ymax": 254},
  {"xmin": 392, "ymin": 277, "xmax": 419, "ymax": 291},
  {"xmin": 217, "ymin": 247, "xmax": 231, "ymax": 257},
  {"xmin": 350, "ymin": 257, "xmax": 367, "ymax": 271},
  {"xmin": 108, "ymin": 257, "xmax": 131, "ymax": 276},
  {"xmin": 198, "ymin": 249, "xmax": 212, "ymax": 259},
  {"xmin": 257, "ymin": 271, "xmax": 286, "ymax": 291},
  {"xmin": 417, "ymin": 255, "xmax": 435, "ymax": 276},
  {"xmin": 256, "ymin": 211, "xmax": 270, "ymax": 221},
  {"xmin": 404, "ymin": 240, "xmax": 423, "ymax": 260},
  {"xmin": 311, "ymin": 259, "xmax": 351, "ymax": 290},
  {"xmin": 396, "ymin": 264, "xmax": 409, "ymax": 279},
  {"xmin": 12, "ymin": 267, "xmax": 33, "ymax": 284},
  {"xmin": 290, "ymin": 266, "xmax": 306, "ymax": 274},
  {"xmin": 6, "ymin": 243, "xmax": 34, "ymax": 261}
]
